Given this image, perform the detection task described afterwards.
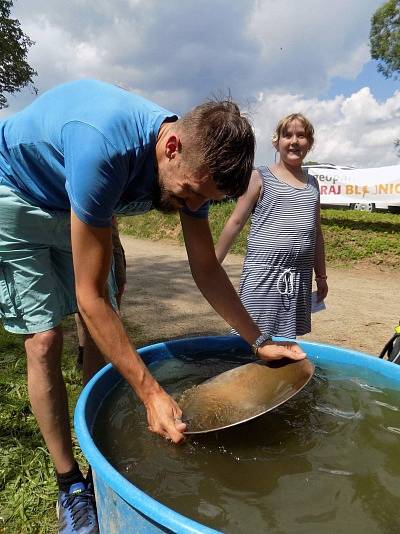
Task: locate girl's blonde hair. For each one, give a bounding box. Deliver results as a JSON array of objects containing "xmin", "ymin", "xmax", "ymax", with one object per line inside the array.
[{"xmin": 272, "ymin": 113, "xmax": 315, "ymax": 151}]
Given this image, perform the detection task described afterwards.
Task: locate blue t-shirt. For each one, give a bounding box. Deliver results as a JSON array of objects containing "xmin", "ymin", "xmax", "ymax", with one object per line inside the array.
[{"xmin": 0, "ymin": 79, "xmax": 208, "ymax": 226}]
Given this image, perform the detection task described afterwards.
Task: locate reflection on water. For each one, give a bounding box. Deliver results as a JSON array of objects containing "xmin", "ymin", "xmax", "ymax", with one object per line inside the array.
[{"xmin": 93, "ymin": 355, "xmax": 400, "ymax": 534}]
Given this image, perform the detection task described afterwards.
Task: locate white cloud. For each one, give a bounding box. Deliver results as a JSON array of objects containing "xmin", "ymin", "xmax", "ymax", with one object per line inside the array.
[
  {"xmin": 246, "ymin": 0, "xmax": 381, "ymax": 92},
  {"xmin": 327, "ymin": 44, "xmax": 370, "ymax": 80},
  {"xmin": 252, "ymin": 88, "xmax": 400, "ymax": 168},
  {"xmin": 1, "ymin": 0, "xmax": 398, "ymax": 168},
  {"xmin": 10, "ymin": 0, "xmax": 385, "ymax": 105}
]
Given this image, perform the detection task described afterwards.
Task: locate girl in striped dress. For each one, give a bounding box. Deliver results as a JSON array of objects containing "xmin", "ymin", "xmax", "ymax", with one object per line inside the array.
[{"xmin": 215, "ymin": 113, "xmax": 328, "ymax": 338}]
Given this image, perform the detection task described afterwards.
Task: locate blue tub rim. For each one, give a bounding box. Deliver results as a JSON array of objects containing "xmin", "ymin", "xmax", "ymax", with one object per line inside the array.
[{"xmin": 74, "ymin": 334, "xmax": 400, "ymax": 534}]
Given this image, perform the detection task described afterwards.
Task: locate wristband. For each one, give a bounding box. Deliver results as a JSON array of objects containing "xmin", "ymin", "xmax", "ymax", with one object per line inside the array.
[{"xmin": 251, "ymin": 333, "xmax": 272, "ymax": 356}]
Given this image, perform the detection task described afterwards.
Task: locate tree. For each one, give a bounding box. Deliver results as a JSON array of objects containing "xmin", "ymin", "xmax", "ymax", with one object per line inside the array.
[
  {"xmin": 0, "ymin": 0, "xmax": 37, "ymax": 109},
  {"xmin": 370, "ymin": 1, "xmax": 400, "ymax": 157},
  {"xmin": 370, "ymin": 0, "xmax": 400, "ymax": 79}
]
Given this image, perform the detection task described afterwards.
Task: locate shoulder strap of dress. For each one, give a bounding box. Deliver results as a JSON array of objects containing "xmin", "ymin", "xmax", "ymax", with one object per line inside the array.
[
  {"xmin": 254, "ymin": 166, "xmax": 270, "ymax": 203},
  {"xmin": 256, "ymin": 165, "xmax": 274, "ymax": 180},
  {"xmin": 307, "ymin": 172, "xmax": 319, "ymax": 188}
]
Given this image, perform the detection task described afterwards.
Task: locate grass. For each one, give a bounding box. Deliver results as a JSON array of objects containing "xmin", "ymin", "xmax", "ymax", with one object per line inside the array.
[
  {"xmin": 320, "ymin": 209, "xmax": 400, "ymax": 267},
  {"xmin": 0, "ymin": 319, "xmax": 85, "ymax": 534},
  {"xmin": 119, "ymin": 203, "xmax": 400, "ymax": 269},
  {"xmin": 1, "ymin": 204, "xmax": 399, "ymax": 532},
  {"xmin": 0, "ymin": 316, "xmax": 149, "ymax": 534}
]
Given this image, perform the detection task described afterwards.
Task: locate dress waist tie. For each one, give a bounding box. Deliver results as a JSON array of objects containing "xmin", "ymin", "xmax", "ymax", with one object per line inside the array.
[{"xmin": 276, "ymin": 268, "xmax": 294, "ymax": 296}]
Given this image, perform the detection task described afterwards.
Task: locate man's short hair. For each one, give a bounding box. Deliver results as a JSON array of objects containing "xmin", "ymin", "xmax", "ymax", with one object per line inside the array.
[{"xmin": 178, "ymin": 99, "xmax": 255, "ymax": 198}]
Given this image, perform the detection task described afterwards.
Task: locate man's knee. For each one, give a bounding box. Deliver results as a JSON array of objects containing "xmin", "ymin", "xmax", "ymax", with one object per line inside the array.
[{"xmin": 25, "ymin": 328, "xmax": 63, "ymax": 364}]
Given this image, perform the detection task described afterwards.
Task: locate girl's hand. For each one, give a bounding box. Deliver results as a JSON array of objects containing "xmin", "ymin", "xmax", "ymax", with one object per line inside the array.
[{"xmin": 316, "ymin": 278, "xmax": 328, "ymax": 301}]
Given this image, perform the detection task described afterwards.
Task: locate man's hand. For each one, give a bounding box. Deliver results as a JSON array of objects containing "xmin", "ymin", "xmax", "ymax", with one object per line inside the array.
[
  {"xmin": 257, "ymin": 341, "xmax": 306, "ymax": 362},
  {"xmin": 144, "ymin": 389, "xmax": 187, "ymax": 444}
]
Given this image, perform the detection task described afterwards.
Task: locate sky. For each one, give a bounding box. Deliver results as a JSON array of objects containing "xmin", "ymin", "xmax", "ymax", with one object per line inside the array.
[{"xmin": 2, "ymin": 0, "xmax": 399, "ymax": 169}]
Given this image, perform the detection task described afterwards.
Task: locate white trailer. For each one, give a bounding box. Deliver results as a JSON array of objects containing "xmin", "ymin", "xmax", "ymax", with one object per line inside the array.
[{"xmin": 303, "ymin": 163, "xmax": 400, "ymax": 213}]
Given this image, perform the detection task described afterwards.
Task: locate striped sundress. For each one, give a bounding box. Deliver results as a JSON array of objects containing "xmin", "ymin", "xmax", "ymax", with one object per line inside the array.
[{"xmin": 237, "ymin": 165, "xmax": 320, "ymax": 338}]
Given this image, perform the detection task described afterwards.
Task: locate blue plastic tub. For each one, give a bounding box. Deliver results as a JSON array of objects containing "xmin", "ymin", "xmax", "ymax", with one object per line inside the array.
[{"xmin": 74, "ymin": 335, "xmax": 400, "ymax": 534}]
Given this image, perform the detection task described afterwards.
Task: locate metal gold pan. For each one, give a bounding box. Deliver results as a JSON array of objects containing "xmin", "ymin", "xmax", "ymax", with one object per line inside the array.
[{"xmin": 178, "ymin": 358, "xmax": 315, "ymax": 434}]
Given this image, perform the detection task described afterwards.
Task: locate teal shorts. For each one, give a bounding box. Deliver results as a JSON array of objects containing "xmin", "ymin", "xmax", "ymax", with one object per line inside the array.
[{"xmin": 0, "ymin": 184, "xmax": 117, "ymax": 334}]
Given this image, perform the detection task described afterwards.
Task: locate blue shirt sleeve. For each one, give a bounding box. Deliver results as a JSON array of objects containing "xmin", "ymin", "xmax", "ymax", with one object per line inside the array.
[
  {"xmin": 62, "ymin": 121, "xmax": 130, "ymax": 227},
  {"xmin": 180, "ymin": 202, "xmax": 210, "ymax": 219}
]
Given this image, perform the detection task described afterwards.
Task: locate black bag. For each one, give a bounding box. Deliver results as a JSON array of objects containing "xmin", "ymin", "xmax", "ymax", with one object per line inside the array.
[{"xmin": 379, "ymin": 323, "xmax": 400, "ymax": 364}]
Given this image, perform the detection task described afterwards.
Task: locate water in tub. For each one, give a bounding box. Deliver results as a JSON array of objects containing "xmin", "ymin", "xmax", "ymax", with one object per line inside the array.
[{"xmin": 93, "ymin": 353, "xmax": 400, "ymax": 534}]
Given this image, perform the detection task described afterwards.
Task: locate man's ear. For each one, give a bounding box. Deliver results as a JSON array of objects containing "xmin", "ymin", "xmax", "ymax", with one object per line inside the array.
[{"xmin": 165, "ymin": 135, "xmax": 182, "ymax": 159}]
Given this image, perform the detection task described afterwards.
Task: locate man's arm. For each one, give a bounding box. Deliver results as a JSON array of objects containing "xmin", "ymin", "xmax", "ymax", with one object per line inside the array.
[
  {"xmin": 70, "ymin": 211, "xmax": 186, "ymax": 442},
  {"xmin": 180, "ymin": 212, "xmax": 306, "ymax": 361}
]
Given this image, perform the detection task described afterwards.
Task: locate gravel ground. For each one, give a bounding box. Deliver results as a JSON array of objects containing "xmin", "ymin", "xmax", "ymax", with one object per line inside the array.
[{"xmin": 120, "ymin": 235, "xmax": 400, "ymax": 357}]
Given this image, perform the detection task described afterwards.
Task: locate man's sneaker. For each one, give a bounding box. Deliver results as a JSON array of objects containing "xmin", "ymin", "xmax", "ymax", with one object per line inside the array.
[{"xmin": 57, "ymin": 482, "xmax": 99, "ymax": 534}]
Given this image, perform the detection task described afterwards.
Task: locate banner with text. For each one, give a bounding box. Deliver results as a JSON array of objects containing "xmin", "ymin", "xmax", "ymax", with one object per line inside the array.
[{"xmin": 307, "ymin": 164, "xmax": 400, "ymax": 205}]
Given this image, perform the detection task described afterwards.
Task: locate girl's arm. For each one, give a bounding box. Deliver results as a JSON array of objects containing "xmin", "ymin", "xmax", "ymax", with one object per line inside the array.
[
  {"xmin": 215, "ymin": 170, "xmax": 262, "ymax": 263},
  {"xmin": 314, "ymin": 198, "xmax": 328, "ymax": 301}
]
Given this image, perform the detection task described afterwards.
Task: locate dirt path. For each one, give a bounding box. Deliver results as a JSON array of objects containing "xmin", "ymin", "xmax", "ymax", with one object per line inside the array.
[{"xmin": 120, "ymin": 235, "xmax": 400, "ymax": 357}]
